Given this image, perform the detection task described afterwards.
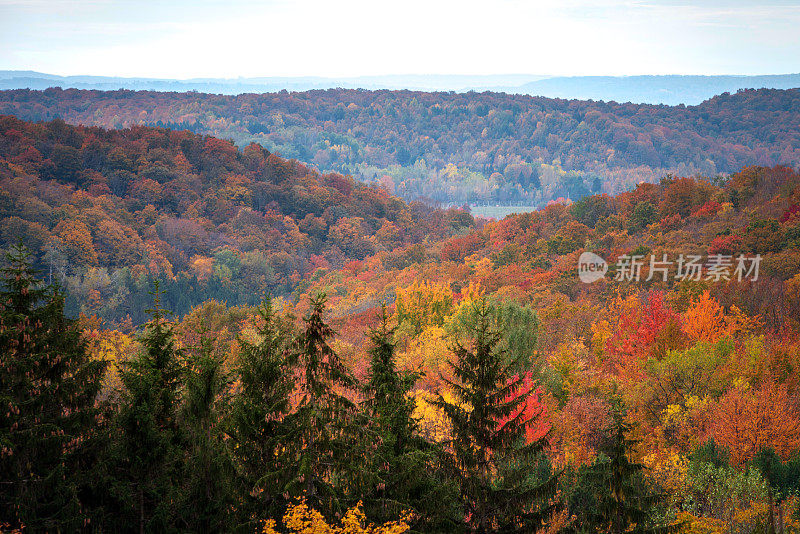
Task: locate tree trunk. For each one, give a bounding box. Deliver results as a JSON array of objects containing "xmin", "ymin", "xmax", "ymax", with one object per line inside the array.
[
  {"xmin": 139, "ymin": 488, "xmax": 145, "ymax": 534},
  {"xmin": 768, "ymin": 488, "xmax": 776, "ymax": 534}
]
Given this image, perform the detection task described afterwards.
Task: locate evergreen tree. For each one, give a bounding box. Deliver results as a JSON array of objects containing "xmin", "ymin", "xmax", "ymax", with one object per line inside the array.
[
  {"xmin": 108, "ymin": 282, "xmax": 185, "ymax": 533},
  {"xmin": 435, "ymin": 300, "xmax": 557, "ymax": 533},
  {"xmin": 752, "ymin": 448, "xmax": 800, "ymax": 534},
  {"xmin": 0, "ymin": 244, "xmax": 105, "ymax": 531},
  {"xmin": 363, "ymin": 305, "xmax": 419, "ymax": 460},
  {"xmin": 360, "ymin": 305, "xmax": 460, "ymax": 531},
  {"xmin": 177, "ymin": 325, "xmax": 234, "ymax": 532},
  {"xmin": 228, "ymin": 297, "xmax": 296, "ymax": 528},
  {"xmin": 571, "ymin": 396, "xmax": 675, "ymax": 534},
  {"xmin": 284, "ymin": 293, "xmax": 357, "ymax": 518}
]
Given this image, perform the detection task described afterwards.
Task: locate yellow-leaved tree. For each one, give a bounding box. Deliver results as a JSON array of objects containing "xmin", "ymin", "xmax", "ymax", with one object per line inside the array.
[
  {"xmin": 410, "ymin": 389, "xmax": 456, "ymax": 444},
  {"xmin": 396, "ymin": 325, "xmax": 451, "ymax": 390},
  {"xmin": 82, "ymin": 324, "xmax": 136, "ymax": 399},
  {"xmin": 395, "ymin": 279, "xmax": 453, "ymax": 334},
  {"xmin": 262, "ymin": 500, "xmax": 411, "ymax": 534}
]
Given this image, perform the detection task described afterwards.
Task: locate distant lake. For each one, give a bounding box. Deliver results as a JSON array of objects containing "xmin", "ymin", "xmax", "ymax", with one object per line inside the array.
[{"xmin": 469, "ymin": 205, "xmax": 539, "ymax": 219}]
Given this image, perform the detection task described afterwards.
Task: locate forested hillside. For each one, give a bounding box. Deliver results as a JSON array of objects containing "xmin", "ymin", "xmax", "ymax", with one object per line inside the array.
[
  {"xmin": 0, "ymin": 115, "xmax": 470, "ymax": 325},
  {"xmin": 250, "ymin": 164, "xmax": 800, "ymax": 532},
  {"xmin": 3, "ymin": 115, "xmax": 800, "ymax": 532},
  {"xmin": 1, "ymin": 87, "xmax": 799, "ymax": 204},
  {"xmin": 4, "ymin": 0, "xmax": 800, "ymax": 529}
]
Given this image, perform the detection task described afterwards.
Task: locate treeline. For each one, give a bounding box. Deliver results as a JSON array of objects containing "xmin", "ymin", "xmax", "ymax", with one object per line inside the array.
[
  {"xmin": 0, "ymin": 115, "xmax": 471, "ymax": 326},
  {"xmin": 1, "ymin": 87, "xmax": 798, "ymax": 203},
  {"xmin": 1, "ymin": 245, "xmax": 685, "ymax": 533}
]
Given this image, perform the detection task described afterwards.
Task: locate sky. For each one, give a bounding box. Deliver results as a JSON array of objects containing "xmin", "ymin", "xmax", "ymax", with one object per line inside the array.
[{"xmin": 1, "ymin": 0, "xmax": 799, "ymax": 78}]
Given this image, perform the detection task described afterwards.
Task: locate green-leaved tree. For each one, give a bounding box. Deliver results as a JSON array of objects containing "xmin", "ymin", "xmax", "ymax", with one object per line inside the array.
[
  {"xmin": 284, "ymin": 294, "xmax": 358, "ymax": 518},
  {"xmin": 361, "ymin": 305, "xmax": 460, "ymax": 532}
]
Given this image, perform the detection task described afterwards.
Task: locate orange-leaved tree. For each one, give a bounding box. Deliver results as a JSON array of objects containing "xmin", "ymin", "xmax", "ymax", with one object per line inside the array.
[{"xmin": 707, "ymin": 381, "xmax": 800, "ymax": 465}]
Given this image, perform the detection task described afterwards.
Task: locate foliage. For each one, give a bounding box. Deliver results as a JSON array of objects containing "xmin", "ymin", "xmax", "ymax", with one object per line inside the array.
[
  {"xmin": 0, "ymin": 115, "xmax": 466, "ymax": 326},
  {"xmin": 2, "ymin": 105, "xmax": 800, "ymax": 532},
  {"xmin": 3, "ymin": 87, "xmax": 800, "ymax": 205},
  {"xmin": 262, "ymin": 499, "xmax": 412, "ymax": 534},
  {"xmin": 446, "ymin": 296, "xmax": 540, "ymax": 372},
  {"xmin": 683, "ymin": 447, "xmax": 770, "ymax": 527},
  {"xmin": 395, "ymin": 279, "xmax": 453, "ymax": 335},
  {"xmin": 707, "ymin": 381, "xmax": 800, "ymax": 466}
]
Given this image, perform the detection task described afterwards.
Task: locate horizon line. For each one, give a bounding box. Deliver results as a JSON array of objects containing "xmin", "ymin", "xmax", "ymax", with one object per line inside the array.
[{"xmin": 3, "ymin": 70, "xmax": 800, "ymax": 81}]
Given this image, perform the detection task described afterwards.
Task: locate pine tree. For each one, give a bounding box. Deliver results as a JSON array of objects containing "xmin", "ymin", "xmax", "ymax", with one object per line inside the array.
[
  {"xmin": 435, "ymin": 300, "xmax": 557, "ymax": 533},
  {"xmin": 177, "ymin": 325, "xmax": 234, "ymax": 532},
  {"xmin": 285, "ymin": 293, "xmax": 357, "ymax": 518},
  {"xmin": 228, "ymin": 297, "xmax": 296, "ymax": 528},
  {"xmin": 0, "ymin": 244, "xmax": 105, "ymax": 530},
  {"xmin": 574, "ymin": 396, "xmax": 676, "ymax": 534},
  {"xmin": 360, "ymin": 305, "xmax": 460, "ymax": 531},
  {"xmin": 108, "ymin": 282, "xmax": 185, "ymax": 533}
]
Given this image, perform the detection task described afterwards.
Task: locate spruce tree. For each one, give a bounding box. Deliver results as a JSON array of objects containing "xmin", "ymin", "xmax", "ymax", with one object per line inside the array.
[
  {"xmin": 363, "ymin": 305, "xmax": 418, "ymax": 459},
  {"xmin": 285, "ymin": 293, "xmax": 357, "ymax": 518},
  {"xmin": 751, "ymin": 448, "xmax": 800, "ymax": 534},
  {"xmin": 361, "ymin": 305, "xmax": 460, "ymax": 532},
  {"xmin": 108, "ymin": 282, "xmax": 184, "ymax": 533},
  {"xmin": 573, "ymin": 396, "xmax": 676, "ymax": 534},
  {"xmin": 435, "ymin": 300, "xmax": 557, "ymax": 533},
  {"xmin": 177, "ymin": 325, "xmax": 234, "ymax": 532},
  {"xmin": 228, "ymin": 297, "xmax": 296, "ymax": 528},
  {"xmin": 0, "ymin": 244, "xmax": 105, "ymax": 531}
]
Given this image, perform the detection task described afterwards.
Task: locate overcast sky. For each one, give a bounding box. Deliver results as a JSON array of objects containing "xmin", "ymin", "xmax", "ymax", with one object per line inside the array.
[{"xmin": 1, "ymin": 0, "xmax": 799, "ymax": 78}]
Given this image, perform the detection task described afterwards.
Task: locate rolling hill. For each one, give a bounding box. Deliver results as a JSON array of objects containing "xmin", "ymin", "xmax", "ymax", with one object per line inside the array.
[
  {"xmin": 0, "ymin": 114, "xmax": 468, "ymax": 325},
  {"xmin": 1, "ymin": 86, "xmax": 799, "ymax": 207}
]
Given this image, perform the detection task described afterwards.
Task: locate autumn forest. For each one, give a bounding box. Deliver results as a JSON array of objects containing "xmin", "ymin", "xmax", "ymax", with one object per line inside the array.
[{"xmin": 2, "ymin": 82, "xmax": 800, "ymax": 534}]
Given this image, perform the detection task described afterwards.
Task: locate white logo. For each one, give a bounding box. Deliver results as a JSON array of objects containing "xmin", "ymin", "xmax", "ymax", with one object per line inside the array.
[{"xmin": 578, "ymin": 252, "xmax": 608, "ymax": 283}]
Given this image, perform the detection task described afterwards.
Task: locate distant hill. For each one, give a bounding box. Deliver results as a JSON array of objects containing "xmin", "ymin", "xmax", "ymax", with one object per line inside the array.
[
  {"xmin": 1, "ymin": 70, "xmax": 798, "ymax": 105},
  {"xmin": 1, "ymin": 86, "xmax": 798, "ymax": 206},
  {"xmin": 0, "ymin": 71, "xmax": 548, "ymax": 96}
]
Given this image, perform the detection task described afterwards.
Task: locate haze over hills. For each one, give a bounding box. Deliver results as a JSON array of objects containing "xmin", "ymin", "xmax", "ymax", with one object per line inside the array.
[
  {"xmin": 2, "ymin": 70, "xmax": 800, "ymax": 105},
  {"xmin": 0, "ymin": 71, "xmax": 549, "ymax": 97},
  {"xmin": 505, "ymin": 74, "xmax": 800, "ymax": 106}
]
